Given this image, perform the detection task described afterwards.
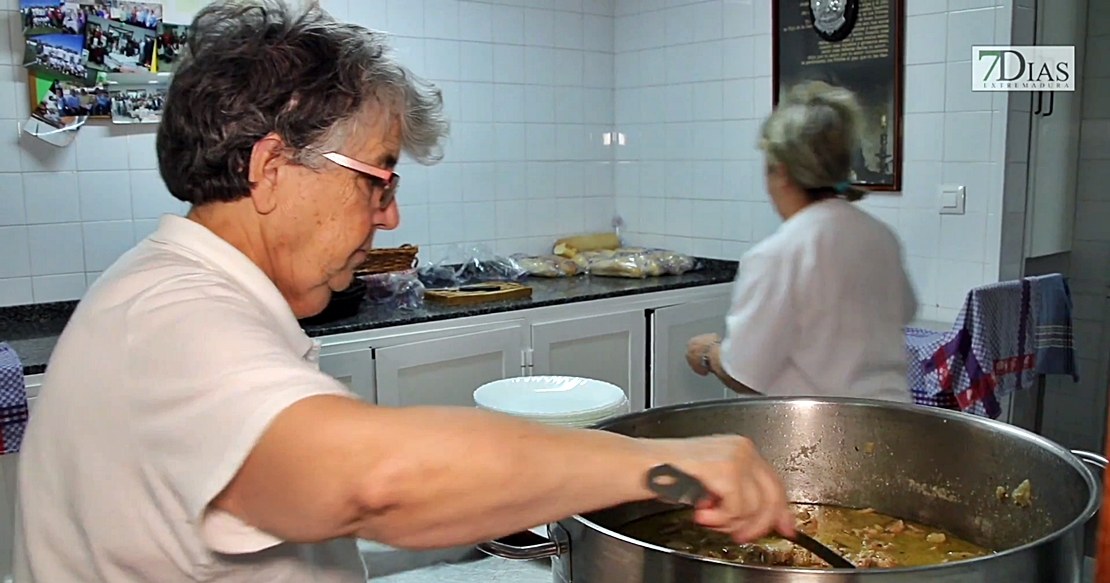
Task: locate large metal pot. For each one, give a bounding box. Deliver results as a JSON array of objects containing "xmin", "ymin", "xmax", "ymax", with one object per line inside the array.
[{"xmin": 479, "ymin": 398, "xmax": 1107, "ymax": 582}]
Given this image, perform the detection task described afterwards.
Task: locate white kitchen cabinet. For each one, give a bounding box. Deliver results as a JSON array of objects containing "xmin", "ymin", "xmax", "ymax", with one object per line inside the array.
[
  {"xmin": 374, "ymin": 323, "xmax": 526, "ymax": 407},
  {"xmin": 530, "ymin": 311, "xmax": 648, "ymax": 411},
  {"xmin": 650, "ymin": 296, "xmax": 732, "ymax": 408},
  {"xmin": 317, "ymin": 345, "xmax": 375, "ymax": 402},
  {"xmin": 1023, "ymin": 0, "xmax": 1088, "ymax": 258}
]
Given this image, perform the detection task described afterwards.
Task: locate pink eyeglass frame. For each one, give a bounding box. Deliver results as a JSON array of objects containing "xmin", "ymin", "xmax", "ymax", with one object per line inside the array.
[{"xmin": 322, "ymin": 151, "xmax": 400, "ymax": 209}]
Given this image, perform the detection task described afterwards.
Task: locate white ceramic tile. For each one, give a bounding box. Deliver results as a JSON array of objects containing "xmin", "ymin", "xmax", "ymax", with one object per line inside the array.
[
  {"xmin": 943, "ymin": 111, "xmax": 993, "ymax": 162},
  {"xmin": 347, "ymin": 0, "xmax": 389, "ymax": 29},
  {"xmin": 905, "ymin": 13, "xmax": 948, "ymax": 65},
  {"xmin": 126, "ymin": 129, "xmax": 158, "ymax": 170},
  {"xmin": 904, "ymin": 64, "xmax": 947, "ymax": 114},
  {"xmin": 0, "ymin": 277, "xmax": 32, "ymax": 307},
  {"xmin": 553, "ymin": 49, "xmax": 584, "ymax": 86},
  {"xmin": 424, "ymin": 0, "xmax": 460, "ymax": 39},
  {"xmin": 459, "ymin": 42, "xmax": 495, "ymax": 82},
  {"xmin": 78, "ymin": 170, "xmax": 131, "ymax": 222},
  {"xmin": 23, "ymin": 172, "xmax": 80, "ymax": 224},
  {"xmin": 946, "ymin": 8, "xmax": 996, "ymax": 63},
  {"xmin": 583, "ymin": 52, "xmax": 614, "ymax": 88},
  {"xmin": 82, "ymin": 219, "xmax": 135, "ymax": 272},
  {"xmin": 524, "ymin": 8, "xmax": 556, "ymax": 46},
  {"xmin": 19, "ymin": 131, "xmax": 77, "ymax": 173},
  {"xmin": 425, "ymin": 39, "xmax": 461, "ymax": 80},
  {"xmin": 584, "ymin": 14, "xmax": 614, "ymax": 52},
  {"xmin": 492, "ymin": 84, "xmax": 526, "ymax": 123},
  {"xmin": 0, "ymin": 226, "xmax": 30, "ymax": 279},
  {"xmin": 524, "ymin": 46, "xmax": 556, "ymax": 85},
  {"xmin": 554, "ymin": 11, "xmax": 585, "ymax": 50},
  {"xmin": 492, "ymin": 44, "xmax": 526, "ymax": 84},
  {"xmin": 31, "ymin": 273, "xmax": 87, "ymax": 303},
  {"xmin": 458, "ymin": 1, "xmax": 493, "ymax": 42},
  {"xmin": 74, "ymin": 123, "xmax": 130, "ymax": 171},
  {"xmin": 491, "ymin": 5, "xmax": 526, "ymax": 44},
  {"xmin": 721, "ymin": 0, "xmax": 752, "ymax": 38},
  {"xmin": 907, "ymin": 0, "xmax": 948, "ymax": 16},
  {"xmin": 0, "ymin": 173, "xmax": 24, "ymax": 226},
  {"xmin": 26, "ymin": 222, "xmax": 84, "ymax": 276},
  {"xmin": 945, "ymin": 61, "xmax": 992, "ymax": 112},
  {"xmin": 428, "ymin": 202, "xmax": 467, "ymax": 244},
  {"xmin": 936, "ymin": 260, "xmax": 987, "ymax": 309},
  {"xmin": 938, "ymin": 213, "xmax": 988, "ymax": 261},
  {"xmin": 130, "ymin": 170, "xmax": 184, "ymax": 219}
]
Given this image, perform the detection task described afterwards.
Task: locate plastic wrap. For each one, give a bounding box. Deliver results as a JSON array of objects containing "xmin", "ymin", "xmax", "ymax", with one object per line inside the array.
[
  {"xmin": 360, "ymin": 269, "xmax": 425, "ymax": 310},
  {"xmin": 574, "ymin": 248, "xmax": 701, "ymax": 279},
  {"xmin": 512, "ymin": 254, "xmax": 580, "ymax": 278},
  {"xmin": 418, "ymin": 245, "xmax": 528, "ymax": 288}
]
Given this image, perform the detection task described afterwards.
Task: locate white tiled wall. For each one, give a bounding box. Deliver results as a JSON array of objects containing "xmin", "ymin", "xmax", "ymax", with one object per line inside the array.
[
  {"xmin": 1033, "ymin": 0, "xmax": 1110, "ymax": 452},
  {"xmin": 0, "ymin": 0, "xmax": 618, "ymax": 306},
  {"xmin": 611, "ymin": 0, "xmax": 1013, "ymax": 324}
]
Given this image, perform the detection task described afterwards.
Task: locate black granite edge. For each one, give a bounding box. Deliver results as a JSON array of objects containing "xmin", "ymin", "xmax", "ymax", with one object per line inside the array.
[
  {"xmin": 3, "ymin": 258, "xmax": 739, "ymax": 376},
  {"xmin": 303, "ymin": 266, "xmax": 738, "ymax": 338}
]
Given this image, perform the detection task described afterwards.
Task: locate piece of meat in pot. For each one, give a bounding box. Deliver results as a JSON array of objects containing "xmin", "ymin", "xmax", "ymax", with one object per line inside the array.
[{"xmin": 848, "ymin": 549, "xmax": 900, "ymax": 568}]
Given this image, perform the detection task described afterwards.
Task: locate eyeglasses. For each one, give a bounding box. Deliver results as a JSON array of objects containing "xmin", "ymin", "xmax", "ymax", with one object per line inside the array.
[{"xmin": 321, "ymin": 151, "xmax": 400, "ymax": 210}]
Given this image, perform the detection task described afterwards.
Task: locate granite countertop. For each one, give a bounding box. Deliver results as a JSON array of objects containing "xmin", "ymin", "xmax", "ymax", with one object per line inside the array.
[{"xmin": 0, "ymin": 259, "xmax": 738, "ymax": 376}]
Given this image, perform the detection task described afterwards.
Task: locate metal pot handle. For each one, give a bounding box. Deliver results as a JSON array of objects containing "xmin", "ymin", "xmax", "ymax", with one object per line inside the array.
[
  {"xmin": 1071, "ymin": 449, "xmax": 1109, "ymax": 470},
  {"xmin": 476, "ymin": 528, "xmax": 565, "ymax": 560}
]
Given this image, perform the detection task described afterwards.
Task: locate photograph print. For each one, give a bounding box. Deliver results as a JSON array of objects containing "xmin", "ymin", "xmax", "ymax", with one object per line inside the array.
[
  {"xmin": 155, "ymin": 22, "xmax": 186, "ymax": 73},
  {"xmin": 23, "ymin": 32, "xmax": 93, "ymax": 83},
  {"xmin": 20, "ymin": 0, "xmax": 65, "ymax": 36},
  {"xmin": 84, "ymin": 15, "xmax": 157, "ymax": 73},
  {"xmin": 111, "ymin": 1, "xmax": 162, "ymax": 30},
  {"xmin": 59, "ymin": 0, "xmax": 113, "ymax": 36},
  {"xmin": 107, "ymin": 72, "xmax": 166, "ymax": 124},
  {"xmin": 31, "ymin": 75, "xmax": 110, "ymax": 128}
]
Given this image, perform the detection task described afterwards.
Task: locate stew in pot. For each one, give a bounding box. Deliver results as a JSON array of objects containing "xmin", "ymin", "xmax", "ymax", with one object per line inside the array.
[{"xmin": 620, "ymin": 504, "xmax": 993, "ymax": 568}]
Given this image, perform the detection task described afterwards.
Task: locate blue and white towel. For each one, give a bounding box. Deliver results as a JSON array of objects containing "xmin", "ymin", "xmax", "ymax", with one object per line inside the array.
[
  {"xmin": 905, "ymin": 274, "xmax": 1078, "ymax": 419},
  {"xmin": 0, "ymin": 343, "xmax": 29, "ymax": 454}
]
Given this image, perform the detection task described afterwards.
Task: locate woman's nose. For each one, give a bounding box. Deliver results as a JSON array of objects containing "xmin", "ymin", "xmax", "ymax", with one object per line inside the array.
[{"xmin": 374, "ymin": 201, "xmax": 400, "ymax": 231}]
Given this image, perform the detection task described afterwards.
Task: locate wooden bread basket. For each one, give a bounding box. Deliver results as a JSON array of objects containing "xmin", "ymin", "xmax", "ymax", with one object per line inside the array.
[{"xmin": 356, "ymin": 244, "xmax": 419, "ymax": 275}]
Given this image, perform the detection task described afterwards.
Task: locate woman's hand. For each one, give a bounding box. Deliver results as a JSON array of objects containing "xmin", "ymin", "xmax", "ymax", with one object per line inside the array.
[
  {"xmin": 642, "ymin": 435, "xmax": 795, "ymax": 543},
  {"xmin": 686, "ymin": 333, "xmax": 722, "ymax": 376}
]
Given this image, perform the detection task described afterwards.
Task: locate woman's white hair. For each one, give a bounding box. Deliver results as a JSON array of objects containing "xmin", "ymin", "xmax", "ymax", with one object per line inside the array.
[{"xmin": 758, "ymin": 81, "xmax": 867, "ymax": 202}]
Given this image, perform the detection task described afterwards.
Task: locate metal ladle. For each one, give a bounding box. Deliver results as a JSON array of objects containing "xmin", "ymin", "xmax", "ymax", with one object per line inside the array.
[{"xmin": 645, "ymin": 464, "xmax": 856, "ymax": 569}]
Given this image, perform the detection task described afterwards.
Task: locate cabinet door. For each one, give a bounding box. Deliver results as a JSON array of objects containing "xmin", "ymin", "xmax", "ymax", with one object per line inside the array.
[
  {"xmin": 650, "ymin": 296, "xmax": 732, "ymax": 408},
  {"xmin": 374, "ymin": 324, "xmax": 525, "ymax": 407},
  {"xmin": 1025, "ymin": 0, "xmax": 1088, "ymax": 257},
  {"xmin": 318, "ymin": 347, "xmax": 376, "ymax": 402},
  {"xmin": 531, "ymin": 311, "xmax": 647, "ymax": 411}
]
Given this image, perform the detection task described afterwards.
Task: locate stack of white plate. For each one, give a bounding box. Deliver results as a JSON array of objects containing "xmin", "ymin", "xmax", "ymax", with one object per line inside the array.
[{"xmin": 473, "ymin": 375, "xmax": 629, "ymax": 428}]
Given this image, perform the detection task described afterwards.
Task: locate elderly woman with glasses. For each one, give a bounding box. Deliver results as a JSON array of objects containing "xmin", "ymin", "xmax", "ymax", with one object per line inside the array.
[{"xmin": 14, "ymin": 2, "xmax": 794, "ymax": 582}]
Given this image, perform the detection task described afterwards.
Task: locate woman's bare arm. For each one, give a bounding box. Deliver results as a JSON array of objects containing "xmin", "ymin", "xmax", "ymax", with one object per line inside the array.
[{"xmin": 213, "ymin": 395, "xmax": 791, "ymax": 549}]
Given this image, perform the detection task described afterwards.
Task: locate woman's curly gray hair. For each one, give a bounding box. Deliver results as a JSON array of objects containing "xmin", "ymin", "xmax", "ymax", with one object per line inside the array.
[{"xmin": 156, "ymin": 0, "xmax": 449, "ymax": 205}]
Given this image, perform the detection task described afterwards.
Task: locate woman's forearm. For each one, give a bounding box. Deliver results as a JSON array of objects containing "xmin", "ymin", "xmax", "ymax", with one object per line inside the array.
[
  {"xmin": 708, "ymin": 343, "xmax": 760, "ymax": 395},
  {"xmin": 215, "ymin": 395, "xmax": 662, "ymax": 548},
  {"xmin": 351, "ymin": 405, "xmax": 659, "ymax": 548}
]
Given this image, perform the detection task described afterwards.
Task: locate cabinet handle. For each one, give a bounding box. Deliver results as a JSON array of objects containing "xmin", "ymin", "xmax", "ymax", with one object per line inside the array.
[
  {"xmin": 1033, "ymin": 92, "xmax": 1043, "ymax": 115},
  {"xmin": 1043, "ymin": 92, "xmax": 1055, "ymax": 117}
]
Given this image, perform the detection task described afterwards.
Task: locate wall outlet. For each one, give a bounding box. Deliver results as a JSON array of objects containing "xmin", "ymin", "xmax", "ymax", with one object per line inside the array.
[{"xmin": 939, "ymin": 184, "xmax": 966, "ymax": 215}]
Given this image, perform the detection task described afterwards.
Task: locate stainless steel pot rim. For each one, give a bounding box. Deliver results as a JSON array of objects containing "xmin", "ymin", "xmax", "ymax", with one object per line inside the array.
[{"xmin": 574, "ymin": 396, "xmax": 1104, "ymax": 574}]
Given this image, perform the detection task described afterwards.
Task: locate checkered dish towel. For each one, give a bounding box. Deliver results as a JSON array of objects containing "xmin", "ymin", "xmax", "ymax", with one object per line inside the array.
[
  {"xmin": 907, "ymin": 278, "xmax": 1055, "ymax": 418},
  {"xmin": 0, "ymin": 343, "xmax": 29, "ymax": 454}
]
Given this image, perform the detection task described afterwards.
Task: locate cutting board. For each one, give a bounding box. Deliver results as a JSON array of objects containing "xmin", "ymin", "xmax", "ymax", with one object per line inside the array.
[{"xmin": 425, "ymin": 282, "xmax": 533, "ymax": 305}]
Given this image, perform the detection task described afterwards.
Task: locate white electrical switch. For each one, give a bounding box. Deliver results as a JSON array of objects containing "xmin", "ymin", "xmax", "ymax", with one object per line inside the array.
[{"xmin": 939, "ymin": 184, "xmax": 966, "ymax": 215}]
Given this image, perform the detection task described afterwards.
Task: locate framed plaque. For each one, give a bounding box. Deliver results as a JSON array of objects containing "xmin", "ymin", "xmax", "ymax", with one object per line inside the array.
[{"xmin": 772, "ymin": 0, "xmax": 905, "ymax": 191}]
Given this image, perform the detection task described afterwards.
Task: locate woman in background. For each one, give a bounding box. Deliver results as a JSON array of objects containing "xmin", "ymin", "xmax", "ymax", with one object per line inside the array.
[{"xmin": 687, "ymin": 81, "xmax": 916, "ymax": 403}]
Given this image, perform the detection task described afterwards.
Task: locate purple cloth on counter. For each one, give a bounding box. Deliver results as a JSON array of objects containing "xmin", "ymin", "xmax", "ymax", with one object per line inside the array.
[{"xmin": 0, "ymin": 343, "xmax": 29, "ymax": 454}]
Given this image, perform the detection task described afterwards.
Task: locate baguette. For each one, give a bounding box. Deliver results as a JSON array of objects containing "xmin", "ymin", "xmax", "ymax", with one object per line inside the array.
[{"xmin": 552, "ymin": 232, "xmax": 621, "ymax": 258}]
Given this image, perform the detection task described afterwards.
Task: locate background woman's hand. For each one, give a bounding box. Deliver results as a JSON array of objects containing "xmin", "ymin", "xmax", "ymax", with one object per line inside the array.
[
  {"xmin": 641, "ymin": 435, "xmax": 795, "ymax": 543},
  {"xmin": 685, "ymin": 333, "xmax": 721, "ymax": 376}
]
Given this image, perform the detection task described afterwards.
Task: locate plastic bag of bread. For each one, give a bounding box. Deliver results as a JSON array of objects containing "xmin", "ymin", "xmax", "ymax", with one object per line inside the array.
[
  {"xmin": 512, "ymin": 254, "xmax": 580, "ymax": 277},
  {"xmin": 587, "ymin": 253, "xmax": 650, "ymax": 278},
  {"xmin": 643, "ymin": 249, "xmax": 697, "ymax": 275}
]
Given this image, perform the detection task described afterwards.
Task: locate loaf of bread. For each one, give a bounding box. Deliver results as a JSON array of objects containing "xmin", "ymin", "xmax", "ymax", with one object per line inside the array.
[
  {"xmin": 513, "ymin": 254, "xmax": 580, "ymax": 277},
  {"xmin": 553, "ymin": 232, "xmax": 621, "ymax": 258}
]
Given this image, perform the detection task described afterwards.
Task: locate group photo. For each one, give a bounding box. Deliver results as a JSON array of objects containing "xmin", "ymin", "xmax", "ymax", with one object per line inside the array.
[
  {"xmin": 109, "ymin": 85, "xmax": 165, "ymax": 124},
  {"xmin": 111, "ymin": 1, "xmax": 162, "ymax": 30},
  {"xmin": 155, "ymin": 22, "xmax": 186, "ymax": 73},
  {"xmin": 23, "ymin": 32, "xmax": 89, "ymax": 82},
  {"xmin": 19, "ymin": 0, "xmax": 66, "ymax": 35},
  {"xmin": 84, "ymin": 15, "xmax": 156, "ymax": 73}
]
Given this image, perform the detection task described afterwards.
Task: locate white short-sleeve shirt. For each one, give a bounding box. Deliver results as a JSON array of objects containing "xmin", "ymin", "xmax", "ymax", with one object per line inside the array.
[
  {"xmin": 719, "ymin": 199, "xmax": 917, "ymax": 403},
  {"xmin": 14, "ymin": 215, "xmax": 366, "ymax": 583}
]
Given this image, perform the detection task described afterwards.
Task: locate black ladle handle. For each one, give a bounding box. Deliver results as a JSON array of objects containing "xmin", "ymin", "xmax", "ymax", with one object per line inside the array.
[{"xmin": 643, "ymin": 464, "xmax": 855, "ymax": 569}]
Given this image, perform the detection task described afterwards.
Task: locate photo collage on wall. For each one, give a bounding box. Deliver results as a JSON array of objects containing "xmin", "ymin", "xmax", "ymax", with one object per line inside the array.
[{"xmin": 19, "ymin": 0, "xmax": 185, "ymax": 130}]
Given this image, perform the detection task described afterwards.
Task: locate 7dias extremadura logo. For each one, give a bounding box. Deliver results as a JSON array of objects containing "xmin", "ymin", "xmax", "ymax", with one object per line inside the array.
[{"xmin": 972, "ymin": 46, "xmax": 1075, "ymax": 91}]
